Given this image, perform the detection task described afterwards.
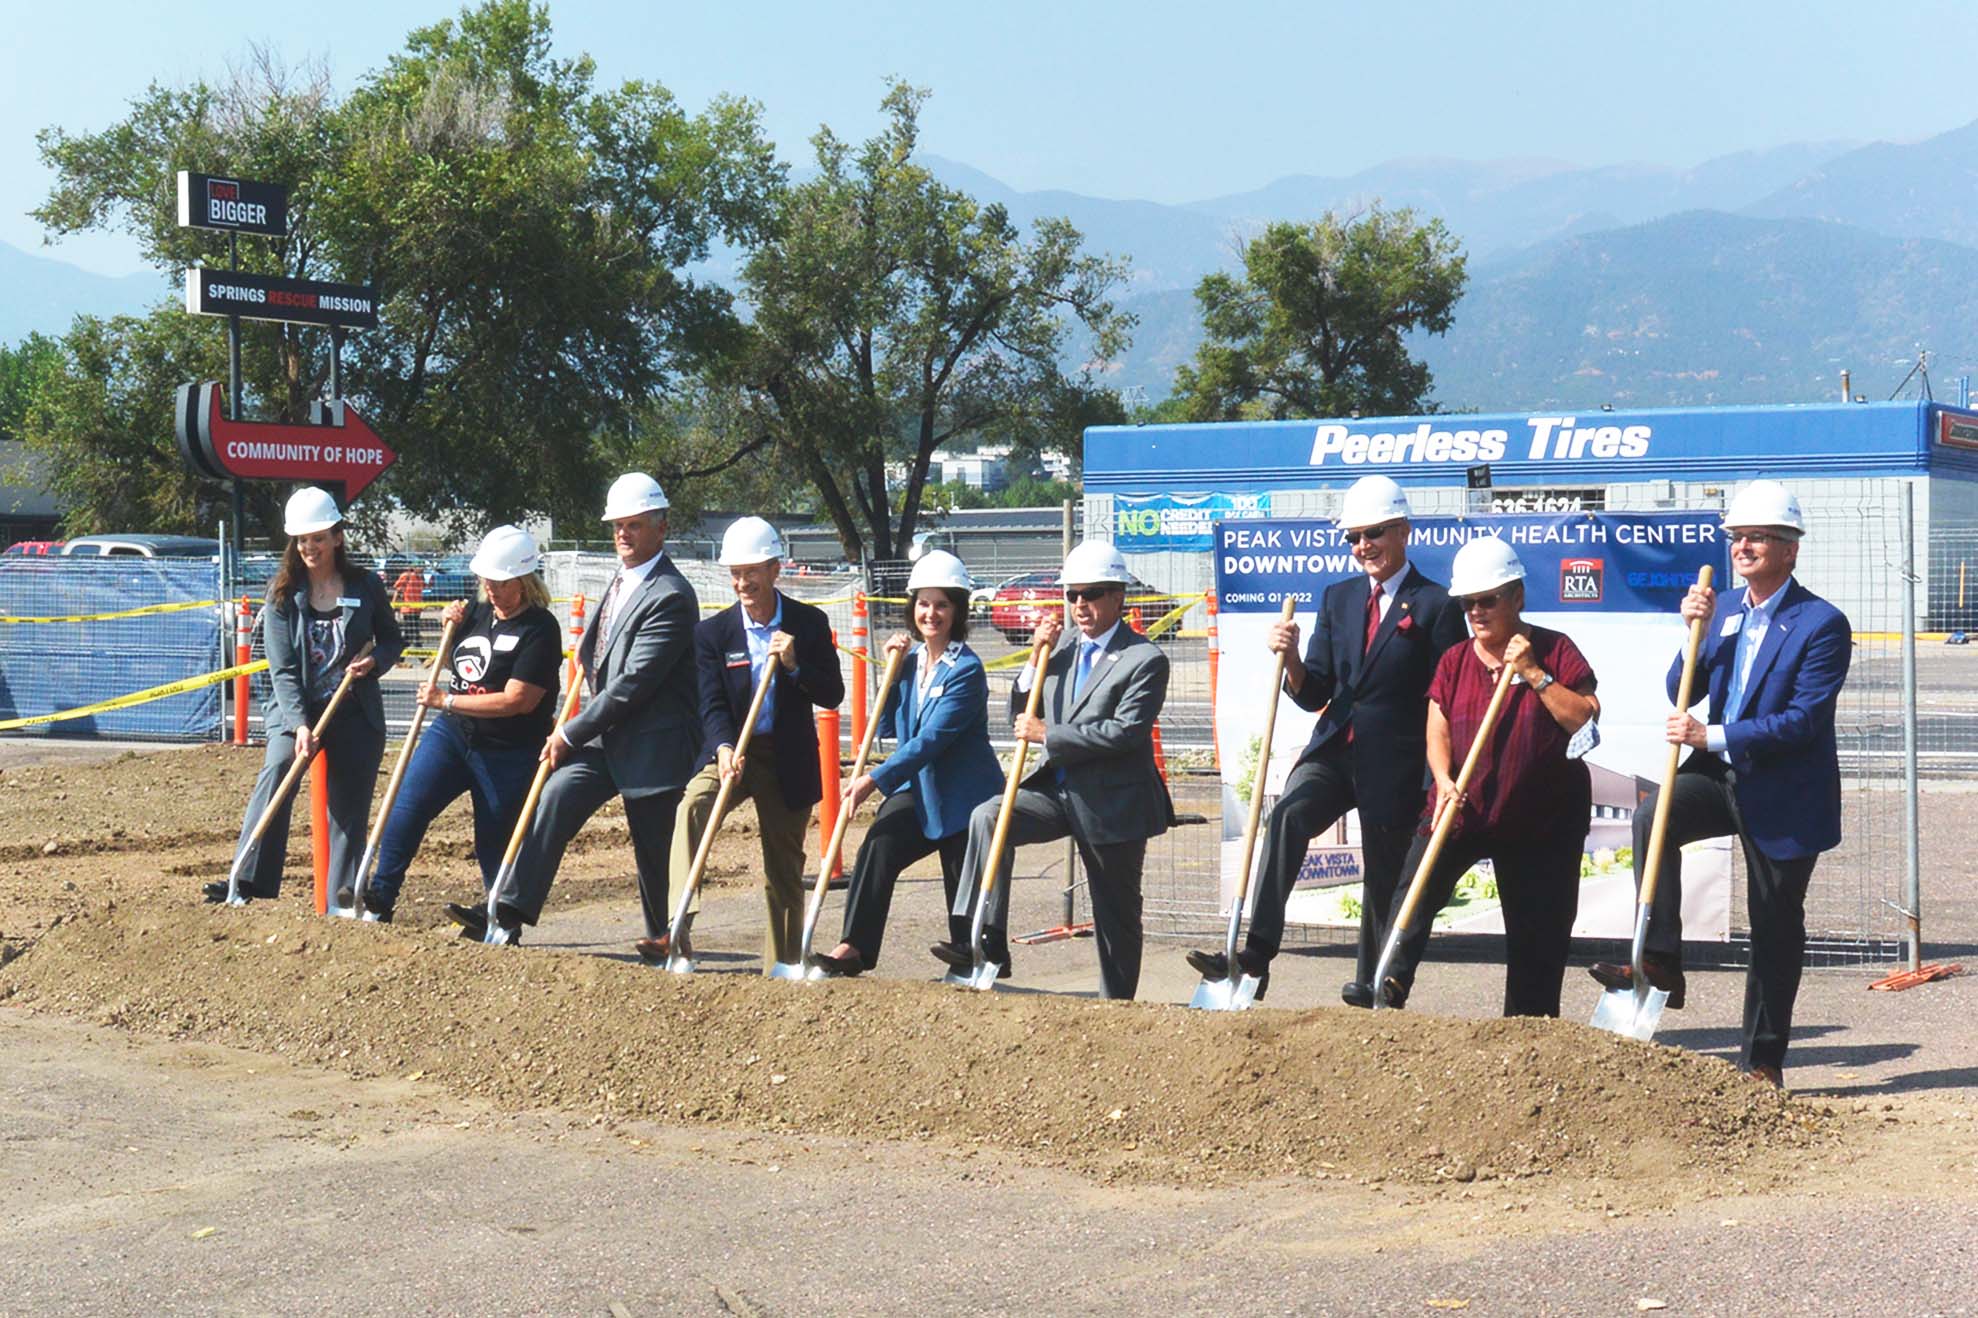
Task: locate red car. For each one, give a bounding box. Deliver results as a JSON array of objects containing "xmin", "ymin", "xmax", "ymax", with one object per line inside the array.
[
  {"xmin": 2, "ymin": 540, "xmax": 63, "ymax": 556},
  {"xmin": 985, "ymin": 568, "xmax": 1161, "ymax": 645}
]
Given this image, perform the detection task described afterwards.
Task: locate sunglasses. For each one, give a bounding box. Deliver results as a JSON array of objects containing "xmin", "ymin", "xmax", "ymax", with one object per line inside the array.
[
  {"xmin": 1344, "ymin": 522, "xmax": 1396, "ymax": 546},
  {"xmin": 1064, "ymin": 587, "xmax": 1116, "ymax": 604},
  {"xmin": 1729, "ymin": 530, "xmax": 1790, "ymax": 547},
  {"xmin": 1462, "ymin": 593, "xmax": 1504, "ymax": 612}
]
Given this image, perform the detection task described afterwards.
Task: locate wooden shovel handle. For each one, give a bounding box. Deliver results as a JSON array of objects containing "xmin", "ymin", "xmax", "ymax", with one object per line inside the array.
[
  {"xmin": 496, "ymin": 663, "xmax": 589, "ymax": 875},
  {"xmin": 1387, "ymin": 655, "xmax": 1518, "ymax": 941},
  {"xmin": 243, "ymin": 638, "xmax": 377, "ymax": 849},
  {"xmin": 1232, "ymin": 597, "xmax": 1299, "ymax": 909},
  {"xmin": 367, "ymin": 618, "xmax": 461, "ymax": 839},
  {"xmin": 679, "ymin": 658, "xmax": 780, "ymax": 898},
  {"xmin": 977, "ymin": 637, "xmax": 1054, "ymax": 905},
  {"xmin": 1637, "ymin": 565, "xmax": 1715, "ymax": 909},
  {"xmin": 814, "ymin": 644, "xmax": 908, "ymax": 884}
]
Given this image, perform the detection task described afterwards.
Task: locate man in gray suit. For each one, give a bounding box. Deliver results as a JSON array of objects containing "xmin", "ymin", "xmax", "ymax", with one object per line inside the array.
[
  {"xmin": 454, "ymin": 473, "xmax": 701, "ymax": 947},
  {"xmin": 942, "ymin": 540, "xmax": 1172, "ymax": 999}
]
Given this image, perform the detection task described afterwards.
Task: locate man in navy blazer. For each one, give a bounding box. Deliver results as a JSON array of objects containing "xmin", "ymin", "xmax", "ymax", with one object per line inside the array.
[
  {"xmin": 671, "ymin": 517, "xmax": 845, "ymax": 969},
  {"xmin": 1187, "ymin": 475, "xmax": 1467, "ymax": 1005},
  {"xmin": 1592, "ymin": 481, "xmax": 1851, "ymax": 1087}
]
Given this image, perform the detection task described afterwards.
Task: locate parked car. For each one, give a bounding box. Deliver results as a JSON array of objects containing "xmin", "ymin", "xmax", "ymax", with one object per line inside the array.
[
  {"xmin": 1, "ymin": 540, "xmax": 63, "ymax": 556},
  {"xmin": 984, "ymin": 568, "xmax": 1163, "ymax": 645},
  {"xmin": 60, "ymin": 534, "xmax": 221, "ymax": 558}
]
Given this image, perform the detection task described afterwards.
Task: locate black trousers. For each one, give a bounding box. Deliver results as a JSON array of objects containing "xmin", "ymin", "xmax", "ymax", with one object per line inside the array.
[
  {"xmin": 838, "ymin": 790, "xmax": 972, "ymax": 968},
  {"xmin": 1635, "ymin": 757, "xmax": 1819, "ymax": 1072},
  {"xmin": 959, "ymin": 785, "xmax": 1145, "ymax": 999},
  {"xmin": 1244, "ymin": 746, "xmax": 1418, "ymax": 985},
  {"xmin": 495, "ymin": 747, "xmax": 681, "ymax": 938},
  {"xmin": 1384, "ymin": 824, "xmax": 1585, "ymax": 1017}
]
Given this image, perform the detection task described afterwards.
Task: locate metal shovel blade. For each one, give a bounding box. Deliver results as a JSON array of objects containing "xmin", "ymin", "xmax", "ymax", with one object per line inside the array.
[
  {"xmin": 1189, "ymin": 971, "xmax": 1265, "ymax": 1011},
  {"xmin": 766, "ymin": 959, "xmax": 808, "ymax": 982},
  {"xmin": 1589, "ymin": 983, "xmax": 1669, "ymax": 1041},
  {"xmin": 664, "ymin": 950, "xmax": 698, "ymax": 975},
  {"xmin": 942, "ymin": 957, "xmax": 1003, "ymax": 991}
]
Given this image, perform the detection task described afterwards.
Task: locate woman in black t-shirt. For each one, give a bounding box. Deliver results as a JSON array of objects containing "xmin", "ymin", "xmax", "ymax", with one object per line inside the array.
[{"xmin": 353, "ymin": 527, "xmax": 564, "ymax": 920}]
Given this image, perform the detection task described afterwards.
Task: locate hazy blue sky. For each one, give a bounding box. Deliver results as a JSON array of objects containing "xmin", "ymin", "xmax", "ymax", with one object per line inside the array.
[{"xmin": 6, "ymin": 0, "xmax": 1975, "ymax": 274}]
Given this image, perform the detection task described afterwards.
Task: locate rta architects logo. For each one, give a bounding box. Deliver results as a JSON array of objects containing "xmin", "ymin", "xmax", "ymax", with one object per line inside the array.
[{"xmin": 1561, "ymin": 557, "xmax": 1604, "ymax": 602}]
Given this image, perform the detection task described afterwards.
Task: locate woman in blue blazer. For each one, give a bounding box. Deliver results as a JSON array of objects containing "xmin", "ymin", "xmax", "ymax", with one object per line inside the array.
[{"xmin": 814, "ymin": 552, "xmax": 1004, "ymax": 976}]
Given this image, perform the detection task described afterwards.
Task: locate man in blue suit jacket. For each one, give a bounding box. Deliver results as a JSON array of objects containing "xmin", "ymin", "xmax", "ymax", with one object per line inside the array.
[
  {"xmin": 670, "ymin": 517, "xmax": 845, "ymax": 970},
  {"xmin": 1592, "ymin": 481, "xmax": 1851, "ymax": 1087}
]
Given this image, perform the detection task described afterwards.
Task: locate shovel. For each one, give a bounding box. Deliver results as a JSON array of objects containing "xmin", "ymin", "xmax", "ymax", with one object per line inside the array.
[
  {"xmin": 1191, "ymin": 597, "xmax": 1297, "ymax": 1010},
  {"xmin": 771, "ymin": 645, "xmax": 907, "ymax": 981},
  {"xmin": 946, "ymin": 636, "xmax": 1053, "ymax": 990},
  {"xmin": 1369, "ymin": 654, "xmax": 1519, "ymax": 1007},
  {"xmin": 1591, "ymin": 564, "xmax": 1715, "ymax": 1040},
  {"xmin": 349, "ymin": 618, "xmax": 459, "ymax": 920},
  {"xmin": 219, "ymin": 640, "xmax": 375, "ymax": 907},
  {"xmin": 663, "ymin": 659, "xmax": 779, "ymax": 973},
  {"xmin": 479, "ymin": 670, "xmax": 588, "ymax": 944}
]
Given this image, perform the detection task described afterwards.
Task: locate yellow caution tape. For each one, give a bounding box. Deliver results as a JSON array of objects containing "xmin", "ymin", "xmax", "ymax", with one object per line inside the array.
[
  {"xmin": 0, "ymin": 599, "xmax": 221, "ymax": 624},
  {"xmin": 0, "ymin": 658, "xmax": 270, "ymax": 732}
]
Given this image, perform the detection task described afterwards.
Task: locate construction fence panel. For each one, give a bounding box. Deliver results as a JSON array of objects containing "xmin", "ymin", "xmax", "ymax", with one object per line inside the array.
[{"xmin": 0, "ymin": 557, "xmax": 225, "ymax": 740}]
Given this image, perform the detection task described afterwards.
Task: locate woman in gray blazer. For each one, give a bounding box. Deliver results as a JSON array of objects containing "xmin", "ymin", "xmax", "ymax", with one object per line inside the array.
[{"xmin": 203, "ymin": 487, "xmax": 403, "ymax": 903}]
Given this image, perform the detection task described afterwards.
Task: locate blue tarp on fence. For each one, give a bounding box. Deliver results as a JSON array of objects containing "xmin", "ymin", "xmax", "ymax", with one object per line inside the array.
[{"xmin": 0, "ymin": 558, "xmax": 224, "ymax": 740}]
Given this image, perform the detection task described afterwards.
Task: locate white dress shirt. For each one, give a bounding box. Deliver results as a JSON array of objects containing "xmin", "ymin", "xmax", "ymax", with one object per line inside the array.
[{"xmin": 1705, "ymin": 578, "xmax": 1790, "ymax": 757}]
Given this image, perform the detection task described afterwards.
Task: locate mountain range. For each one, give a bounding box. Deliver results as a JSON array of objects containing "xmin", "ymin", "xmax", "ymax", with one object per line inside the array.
[{"xmin": 11, "ymin": 119, "xmax": 1978, "ymax": 410}]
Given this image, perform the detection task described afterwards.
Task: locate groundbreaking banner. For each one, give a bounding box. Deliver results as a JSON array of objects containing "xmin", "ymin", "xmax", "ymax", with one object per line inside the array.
[{"xmin": 1212, "ymin": 512, "xmax": 1734, "ymax": 941}]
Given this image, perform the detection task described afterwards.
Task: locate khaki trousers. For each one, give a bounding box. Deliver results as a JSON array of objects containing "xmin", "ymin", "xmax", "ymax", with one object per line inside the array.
[{"xmin": 671, "ymin": 754, "xmax": 813, "ymax": 968}]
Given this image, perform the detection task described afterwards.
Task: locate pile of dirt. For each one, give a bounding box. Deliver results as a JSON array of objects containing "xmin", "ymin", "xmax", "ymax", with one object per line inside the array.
[{"xmin": 1, "ymin": 897, "xmax": 1837, "ymax": 1189}]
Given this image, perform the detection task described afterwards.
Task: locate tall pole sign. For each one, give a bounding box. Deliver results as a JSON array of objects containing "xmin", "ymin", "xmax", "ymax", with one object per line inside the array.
[{"xmin": 175, "ymin": 169, "xmax": 394, "ymax": 541}]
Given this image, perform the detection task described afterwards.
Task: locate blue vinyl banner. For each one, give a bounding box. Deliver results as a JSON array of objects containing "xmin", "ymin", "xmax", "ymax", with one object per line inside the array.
[
  {"xmin": 1213, "ymin": 511, "xmax": 1725, "ymax": 613},
  {"xmin": 1115, "ymin": 492, "xmax": 1270, "ymax": 550}
]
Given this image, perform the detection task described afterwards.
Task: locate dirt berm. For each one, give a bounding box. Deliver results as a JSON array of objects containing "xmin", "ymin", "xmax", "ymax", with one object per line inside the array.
[{"xmin": 1, "ymin": 896, "xmax": 1835, "ymax": 1192}]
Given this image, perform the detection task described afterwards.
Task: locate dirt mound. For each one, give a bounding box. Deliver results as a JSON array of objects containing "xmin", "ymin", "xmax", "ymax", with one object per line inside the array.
[{"xmin": 2, "ymin": 898, "xmax": 1837, "ymax": 1189}]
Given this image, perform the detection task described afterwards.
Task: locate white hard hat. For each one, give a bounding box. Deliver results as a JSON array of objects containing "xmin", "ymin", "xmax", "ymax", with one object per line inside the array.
[
  {"xmin": 469, "ymin": 525, "xmax": 540, "ymax": 581},
  {"xmin": 1723, "ymin": 479, "xmax": 1807, "ymax": 537},
  {"xmin": 906, "ymin": 549, "xmax": 973, "ymax": 593},
  {"xmin": 1338, "ymin": 475, "xmax": 1412, "ymax": 531},
  {"xmin": 601, "ymin": 472, "xmax": 669, "ymax": 522},
  {"xmin": 1448, "ymin": 535, "xmax": 1526, "ymax": 598},
  {"xmin": 717, "ymin": 515, "xmax": 783, "ymax": 567},
  {"xmin": 1062, "ymin": 539, "xmax": 1129, "ymax": 586},
  {"xmin": 284, "ymin": 486, "xmax": 342, "ymax": 536}
]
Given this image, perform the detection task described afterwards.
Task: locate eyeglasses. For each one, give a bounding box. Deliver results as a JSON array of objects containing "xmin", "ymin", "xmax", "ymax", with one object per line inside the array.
[
  {"xmin": 1462, "ymin": 593, "xmax": 1503, "ymax": 612},
  {"xmin": 1064, "ymin": 587, "xmax": 1115, "ymax": 604},
  {"xmin": 1344, "ymin": 523, "xmax": 1396, "ymax": 546},
  {"xmin": 1729, "ymin": 530, "xmax": 1790, "ymax": 547}
]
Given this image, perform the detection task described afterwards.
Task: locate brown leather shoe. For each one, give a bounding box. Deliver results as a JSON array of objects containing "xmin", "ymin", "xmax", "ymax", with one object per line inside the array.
[
  {"xmin": 1587, "ymin": 956, "xmax": 1686, "ymax": 1010},
  {"xmin": 633, "ymin": 936, "xmax": 670, "ymax": 965},
  {"xmin": 1744, "ymin": 1064, "xmax": 1784, "ymax": 1089}
]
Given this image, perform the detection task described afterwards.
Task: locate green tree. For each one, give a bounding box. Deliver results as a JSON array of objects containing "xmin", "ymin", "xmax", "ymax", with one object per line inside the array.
[
  {"xmin": 30, "ymin": 1, "xmax": 782, "ymax": 540},
  {"xmin": 1171, "ymin": 206, "xmax": 1466, "ymax": 421},
  {"xmin": 734, "ymin": 83, "xmax": 1131, "ymax": 561},
  {"xmin": 0, "ymin": 335, "xmax": 62, "ymax": 444}
]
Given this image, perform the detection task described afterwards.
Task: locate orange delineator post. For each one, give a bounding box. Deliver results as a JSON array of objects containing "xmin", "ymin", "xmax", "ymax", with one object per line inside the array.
[
  {"xmin": 566, "ymin": 592, "xmax": 586, "ymax": 687},
  {"xmin": 233, "ymin": 597, "xmax": 252, "ymax": 746},
  {"xmin": 311, "ymin": 754, "xmax": 331, "ymax": 915},
  {"xmin": 850, "ymin": 595, "xmax": 869, "ymax": 749},
  {"xmin": 1205, "ymin": 590, "xmax": 1221, "ymax": 768},
  {"xmin": 815, "ymin": 708, "xmax": 844, "ymax": 879}
]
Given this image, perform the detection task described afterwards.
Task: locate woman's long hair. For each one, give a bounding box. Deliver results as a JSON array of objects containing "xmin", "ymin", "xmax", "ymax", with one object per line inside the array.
[
  {"xmin": 269, "ymin": 527, "xmax": 360, "ymax": 608},
  {"xmin": 482, "ymin": 572, "xmax": 552, "ymax": 612}
]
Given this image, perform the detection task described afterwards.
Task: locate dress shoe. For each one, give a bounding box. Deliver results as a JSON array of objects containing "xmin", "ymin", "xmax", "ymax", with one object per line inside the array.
[
  {"xmin": 202, "ymin": 880, "xmax": 266, "ymax": 904},
  {"xmin": 1187, "ymin": 948, "xmax": 1270, "ymax": 1000},
  {"xmin": 1587, "ymin": 956, "xmax": 1687, "ymax": 1010},
  {"xmin": 930, "ymin": 941, "xmax": 1012, "ymax": 978},
  {"xmin": 1744, "ymin": 1064, "xmax": 1784, "ymax": 1089},
  {"xmin": 1341, "ymin": 980, "xmax": 1375, "ymax": 1009},
  {"xmin": 633, "ymin": 936, "xmax": 671, "ymax": 965},
  {"xmin": 811, "ymin": 948, "xmax": 867, "ymax": 977},
  {"xmin": 334, "ymin": 884, "xmax": 355, "ymax": 911},
  {"xmin": 1377, "ymin": 976, "xmax": 1409, "ymax": 1009},
  {"xmin": 446, "ymin": 902, "xmax": 488, "ymax": 939}
]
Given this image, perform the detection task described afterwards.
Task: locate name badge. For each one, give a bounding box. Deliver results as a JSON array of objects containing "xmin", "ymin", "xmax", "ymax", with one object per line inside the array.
[
  {"xmin": 493, "ymin": 633, "xmax": 520, "ymax": 652},
  {"xmin": 1719, "ymin": 614, "xmax": 1742, "ymax": 637},
  {"xmin": 725, "ymin": 649, "xmax": 751, "ymax": 669},
  {"xmin": 925, "ymin": 685, "xmax": 944, "ymax": 699},
  {"xmin": 336, "ymin": 596, "xmax": 361, "ymax": 608}
]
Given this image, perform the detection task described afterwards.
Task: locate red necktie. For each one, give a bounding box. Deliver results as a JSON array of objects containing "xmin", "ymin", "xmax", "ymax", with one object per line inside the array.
[{"xmin": 1364, "ymin": 581, "xmax": 1382, "ymax": 654}]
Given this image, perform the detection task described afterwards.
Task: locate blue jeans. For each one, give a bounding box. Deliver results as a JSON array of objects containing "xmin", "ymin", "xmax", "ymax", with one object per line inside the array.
[{"xmin": 366, "ymin": 714, "xmax": 538, "ymax": 911}]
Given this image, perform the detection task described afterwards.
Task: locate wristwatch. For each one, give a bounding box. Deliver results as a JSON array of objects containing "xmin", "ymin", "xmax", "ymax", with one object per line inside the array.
[
  {"xmin": 1530, "ymin": 671, "xmax": 1556, "ymax": 693},
  {"xmin": 443, "ymin": 692, "xmax": 456, "ymax": 713}
]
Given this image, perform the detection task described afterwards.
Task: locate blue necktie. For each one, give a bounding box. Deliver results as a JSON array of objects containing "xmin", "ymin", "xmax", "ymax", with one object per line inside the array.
[
  {"xmin": 1073, "ymin": 640, "xmax": 1099, "ymax": 700},
  {"xmin": 1725, "ymin": 609, "xmax": 1754, "ymax": 721}
]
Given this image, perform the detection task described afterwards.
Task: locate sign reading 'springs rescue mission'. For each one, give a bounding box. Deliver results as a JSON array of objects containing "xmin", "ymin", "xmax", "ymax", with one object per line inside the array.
[{"xmin": 184, "ymin": 268, "xmax": 379, "ymax": 330}]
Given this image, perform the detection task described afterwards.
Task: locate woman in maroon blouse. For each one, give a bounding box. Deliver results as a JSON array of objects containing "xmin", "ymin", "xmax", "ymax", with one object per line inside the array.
[{"xmin": 1379, "ymin": 536, "xmax": 1601, "ymax": 1017}]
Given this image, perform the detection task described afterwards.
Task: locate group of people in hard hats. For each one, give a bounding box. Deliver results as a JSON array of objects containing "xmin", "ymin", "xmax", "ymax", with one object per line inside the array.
[{"xmin": 208, "ymin": 466, "xmax": 1849, "ymax": 1083}]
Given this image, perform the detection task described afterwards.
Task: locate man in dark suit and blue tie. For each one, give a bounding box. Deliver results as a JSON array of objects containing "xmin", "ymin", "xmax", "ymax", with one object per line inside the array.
[
  {"xmin": 1591, "ymin": 480, "xmax": 1851, "ymax": 1088},
  {"xmin": 1187, "ymin": 474, "xmax": 1468, "ymax": 1006}
]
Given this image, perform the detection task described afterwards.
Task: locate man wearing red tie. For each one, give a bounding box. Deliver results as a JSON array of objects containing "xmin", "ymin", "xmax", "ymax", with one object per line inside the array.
[{"xmin": 1186, "ymin": 475, "xmax": 1466, "ymax": 1005}]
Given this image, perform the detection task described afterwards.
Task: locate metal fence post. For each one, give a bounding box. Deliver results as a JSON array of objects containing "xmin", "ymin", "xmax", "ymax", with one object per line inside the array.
[{"xmin": 1902, "ymin": 482, "xmax": 1922, "ymax": 972}]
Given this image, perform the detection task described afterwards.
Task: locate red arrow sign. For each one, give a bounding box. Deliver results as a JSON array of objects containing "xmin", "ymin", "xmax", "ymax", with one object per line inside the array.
[{"xmin": 189, "ymin": 383, "xmax": 397, "ymax": 498}]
